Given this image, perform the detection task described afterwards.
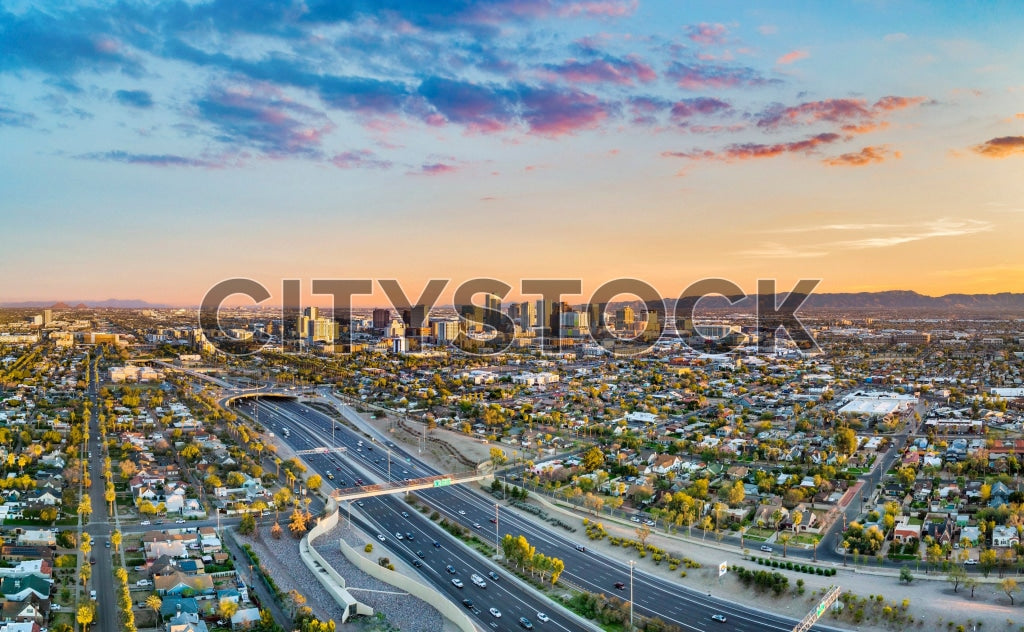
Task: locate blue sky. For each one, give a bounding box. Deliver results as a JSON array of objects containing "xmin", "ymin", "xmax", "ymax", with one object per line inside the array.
[{"xmin": 2, "ymin": 0, "xmax": 1024, "ymax": 305}]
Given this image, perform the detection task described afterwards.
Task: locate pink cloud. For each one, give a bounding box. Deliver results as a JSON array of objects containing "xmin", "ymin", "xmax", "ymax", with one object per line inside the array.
[
  {"xmin": 685, "ymin": 23, "xmax": 728, "ymax": 46},
  {"xmin": 331, "ymin": 149, "xmax": 392, "ymax": 170},
  {"xmin": 823, "ymin": 145, "xmax": 901, "ymax": 166},
  {"xmin": 549, "ymin": 56, "xmax": 656, "ymax": 86},
  {"xmin": 558, "ymin": 0, "xmax": 638, "ymax": 17},
  {"xmin": 776, "ymin": 50, "xmax": 809, "ymax": 65},
  {"xmin": 417, "ymin": 162, "xmax": 460, "ymax": 175},
  {"xmin": 972, "ymin": 136, "xmax": 1024, "ymax": 158},
  {"xmin": 664, "ymin": 132, "xmax": 841, "ymax": 162}
]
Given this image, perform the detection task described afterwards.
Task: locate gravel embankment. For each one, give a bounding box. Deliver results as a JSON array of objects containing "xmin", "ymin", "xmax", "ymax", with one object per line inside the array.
[{"xmin": 312, "ymin": 522, "xmax": 446, "ymax": 632}]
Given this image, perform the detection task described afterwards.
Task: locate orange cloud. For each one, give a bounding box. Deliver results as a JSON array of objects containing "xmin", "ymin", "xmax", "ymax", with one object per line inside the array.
[
  {"xmin": 972, "ymin": 136, "xmax": 1024, "ymax": 158},
  {"xmin": 776, "ymin": 50, "xmax": 809, "ymax": 65},
  {"xmin": 824, "ymin": 145, "xmax": 901, "ymax": 166}
]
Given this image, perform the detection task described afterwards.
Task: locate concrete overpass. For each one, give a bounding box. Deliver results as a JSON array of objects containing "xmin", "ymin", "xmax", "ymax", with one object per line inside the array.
[{"xmin": 331, "ymin": 470, "xmax": 490, "ymax": 502}]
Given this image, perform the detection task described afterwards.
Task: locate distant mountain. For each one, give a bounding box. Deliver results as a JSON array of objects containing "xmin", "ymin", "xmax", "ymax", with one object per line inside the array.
[
  {"xmin": 0, "ymin": 298, "xmax": 171, "ymax": 309},
  {"xmin": 675, "ymin": 290, "xmax": 1024, "ymax": 312}
]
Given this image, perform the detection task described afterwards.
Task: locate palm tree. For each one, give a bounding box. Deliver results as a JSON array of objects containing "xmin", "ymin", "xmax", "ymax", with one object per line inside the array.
[{"xmin": 145, "ymin": 594, "xmax": 162, "ymax": 628}]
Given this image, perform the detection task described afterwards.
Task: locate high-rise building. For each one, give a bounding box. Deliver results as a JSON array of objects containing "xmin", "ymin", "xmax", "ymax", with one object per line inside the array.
[
  {"xmin": 519, "ymin": 301, "xmax": 536, "ymax": 330},
  {"xmin": 484, "ymin": 294, "xmax": 503, "ymax": 329},
  {"xmin": 615, "ymin": 306, "xmax": 635, "ymax": 330},
  {"xmin": 312, "ymin": 317, "xmax": 338, "ymax": 342},
  {"xmin": 42, "ymin": 309, "xmax": 52, "ymax": 326},
  {"xmin": 433, "ymin": 319, "xmax": 459, "ymax": 342},
  {"xmin": 372, "ymin": 308, "xmax": 391, "ymax": 330},
  {"xmin": 303, "ymin": 306, "xmax": 319, "ymax": 320}
]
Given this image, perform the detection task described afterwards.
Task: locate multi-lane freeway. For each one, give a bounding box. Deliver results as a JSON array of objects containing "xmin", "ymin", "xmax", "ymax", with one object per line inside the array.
[{"xmin": 240, "ymin": 397, "xmax": 847, "ymax": 632}]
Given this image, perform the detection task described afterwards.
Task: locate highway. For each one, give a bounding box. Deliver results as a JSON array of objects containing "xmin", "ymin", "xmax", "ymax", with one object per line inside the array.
[
  {"xmin": 241, "ymin": 397, "xmax": 848, "ymax": 632},
  {"xmin": 240, "ymin": 398, "xmax": 575, "ymax": 632}
]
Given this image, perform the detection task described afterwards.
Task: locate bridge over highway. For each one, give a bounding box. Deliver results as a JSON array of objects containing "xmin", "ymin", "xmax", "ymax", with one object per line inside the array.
[{"xmin": 331, "ymin": 470, "xmax": 490, "ymax": 502}]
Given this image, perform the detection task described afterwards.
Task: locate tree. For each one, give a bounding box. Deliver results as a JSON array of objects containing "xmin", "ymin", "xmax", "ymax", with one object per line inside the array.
[
  {"xmin": 145, "ymin": 594, "xmax": 162, "ymax": 625},
  {"xmin": 77, "ymin": 496, "xmax": 92, "ymax": 519},
  {"xmin": 980, "ymin": 548, "xmax": 998, "ymax": 577},
  {"xmin": 489, "ymin": 447, "xmax": 508, "ymax": 466},
  {"xmin": 833, "ymin": 427, "xmax": 857, "ymax": 456},
  {"xmin": 1003, "ymin": 578, "xmax": 1019, "ymax": 605},
  {"xmin": 582, "ymin": 447, "xmax": 604, "ymax": 472},
  {"xmin": 900, "ymin": 566, "xmax": 914, "ymax": 584},
  {"xmin": 306, "ymin": 474, "xmax": 322, "ymax": 492},
  {"xmin": 218, "ymin": 598, "xmax": 240, "ymax": 620},
  {"xmin": 238, "ymin": 513, "xmax": 256, "ymax": 536},
  {"xmin": 947, "ymin": 565, "xmax": 966, "ymax": 592},
  {"xmin": 964, "ymin": 575, "xmax": 979, "ymax": 598},
  {"xmin": 778, "ymin": 533, "xmax": 791, "ymax": 558},
  {"xmin": 288, "ymin": 508, "xmax": 308, "ymax": 537},
  {"xmin": 635, "ymin": 523, "xmax": 651, "ymax": 548},
  {"xmin": 39, "ymin": 506, "xmax": 58, "ymax": 523},
  {"xmin": 77, "ymin": 605, "xmax": 93, "ymax": 631},
  {"xmin": 80, "ymin": 538, "xmax": 92, "ymax": 557},
  {"xmin": 271, "ymin": 522, "xmax": 283, "ymax": 539},
  {"xmin": 726, "ymin": 479, "xmax": 745, "ymax": 507}
]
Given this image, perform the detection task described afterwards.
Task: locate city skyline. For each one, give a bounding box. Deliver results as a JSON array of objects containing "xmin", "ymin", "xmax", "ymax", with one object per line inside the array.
[{"xmin": 3, "ymin": 0, "xmax": 1024, "ymax": 305}]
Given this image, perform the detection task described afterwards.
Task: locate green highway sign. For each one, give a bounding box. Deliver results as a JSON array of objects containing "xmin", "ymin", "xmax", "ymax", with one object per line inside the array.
[
  {"xmin": 816, "ymin": 602, "xmax": 827, "ymax": 617},
  {"xmin": 433, "ymin": 478, "xmax": 453, "ymax": 487}
]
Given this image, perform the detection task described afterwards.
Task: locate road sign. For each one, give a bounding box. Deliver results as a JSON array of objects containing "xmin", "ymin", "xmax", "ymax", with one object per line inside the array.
[
  {"xmin": 433, "ymin": 478, "xmax": 453, "ymax": 487},
  {"xmin": 718, "ymin": 561, "xmax": 728, "ymax": 577}
]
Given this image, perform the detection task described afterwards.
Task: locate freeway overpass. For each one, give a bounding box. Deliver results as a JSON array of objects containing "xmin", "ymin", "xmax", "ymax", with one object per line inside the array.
[{"xmin": 331, "ymin": 470, "xmax": 490, "ymax": 502}]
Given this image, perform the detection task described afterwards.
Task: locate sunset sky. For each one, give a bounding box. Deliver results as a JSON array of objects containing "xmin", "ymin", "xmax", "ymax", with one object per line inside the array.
[{"xmin": 2, "ymin": 0, "xmax": 1024, "ymax": 307}]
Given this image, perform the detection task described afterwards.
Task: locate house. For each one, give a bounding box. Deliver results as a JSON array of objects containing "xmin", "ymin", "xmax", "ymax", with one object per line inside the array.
[
  {"xmin": 992, "ymin": 525, "xmax": 1020, "ymax": 548},
  {"xmin": 167, "ymin": 610, "xmax": 209, "ymax": 632},
  {"xmin": 892, "ymin": 517, "xmax": 922, "ymax": 544},
  {"xmin": 159, "ymin": 597, "xmax": 199, "ymax": 620},
  {"xmin": 15, "ymin": 531, "xmax": 54, "ymax": 547},
  {"xmin": 154, "ymin": 571, "xmax": 214, "ymax": 597},
  {"xmin": 754, "ymin": 504, "xmax": 788, "ymax": 528},
  {"xmin": 231, "ymin": 607, "xmax": 261, "ymax": 629},
  {"xmin": 0, "ymin": 575, "xmax": 51, "ymax": 601},
  {"xmin": 1, "ymin": 595, "xmax": 47, "ymax": 623},
  {"xmin": 146, "ymin": 541, "xmax": 187, "ymax": 560},
  {"xmin": 646, "ymin": 454, "xmax": 681, "ymax": 475},
  {"xmin": 960, "ymin": 525, "xmax": 982, "ymax": 546}
]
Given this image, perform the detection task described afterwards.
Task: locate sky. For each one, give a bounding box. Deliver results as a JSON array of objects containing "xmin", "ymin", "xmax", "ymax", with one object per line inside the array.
[{"xmin": 2, "ymin": 0, "xmax": 1024, "ymax": 307}]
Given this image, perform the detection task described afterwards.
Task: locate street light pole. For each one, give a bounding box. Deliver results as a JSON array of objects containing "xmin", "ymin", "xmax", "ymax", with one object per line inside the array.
[
  {"xmin": 495, "ymin": 503, "xmax": 500, "ymax": 557},
  {"xmin": 629, "ymin": 559, "xmax": 635, "ymax": 631}
]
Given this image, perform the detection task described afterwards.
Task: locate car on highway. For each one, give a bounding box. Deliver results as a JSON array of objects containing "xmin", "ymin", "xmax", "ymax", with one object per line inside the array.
[
  {"xmin": 473, "ymin": 523, "xmax": 482, "ymax": 529},
  {"xmin": 451, "ymin": 578, "xmax": 464, "ymax": 588},
  {"xmin": 458, "ymin": 510, "xmax": 466, "ymax": 515},
  {"xmin": 614, "ymin": 582, "xmax": 625, "ymax": 590},
  {"xmin": 462, "ymin": 599, "xmax": 475, "ymax": 609},
  {"xmin": 489, "ymin": 607, "xmax": 502, "ymax": 618},
  {"xmin": 711, "ymin": 614, "xmax": 727, "ymax": 622},
  {"xmin": 446, "ymin": 565, "xmax": 457, "ymax": 574},
  {"xmin": 416, "ymin": 550, "xmax": 425, "ymax": 558},
  {"xmin": 357, "ymin": 501, "xmax": 365, "ymax": 507},
  {"xmin": 140, "ymin": 520, "xmax": 151, "ymax": 526},
  {"xmin": 471, "ymin": 574, "xmax": 487, "ymax": 588},
  {"xmin": 519, "ymin": 617, "xmax": 534, "ymax": 629},
  {"xmin": 396, "ymin": 533, "xmax": 404, "ymax": 540},
  {"xmin": 487, "ymin": 571, "xmax": 499, "ymax": 581},
  {"xmin": 89, "ymin": 557, "xmax": 96, "ymax": 565},
  {"xmin": 402, "ymin": 511, "xmax": 410, "ymax": 518},
  {"xmin": 433, "ymin": 541, "xmax": 442, "ymax": 548},
  {"xmin": 412, "ymin": 559, "xmax": 423, "ymax": 568},
  {"xmin": 536, "ymin": 612, "xmax": 549, "ymax": 622},
  {"xmin": 406, "ymin": 532, "xmax": 414, "ymax": 540},
  {"xmin": 760, "ymin": 545, "xmax": 773, "ymax": 552},
  {"xmin": 175, "ymin": 518, "xmax": 186, "ymax": 524},
  {"xmin": 489, "ymin": 518, "xmax": 497, "ymax": 523},
  {"xmin": 377, "ymin": 534, "xmax": 386, "ymax": 542},
  {"xmin": 105, "ymin": 540, "xmax": 110, "ymax": 548},
  {"xmin": 575, "ymin": 544, "xmax": 586, "ymax": 552}
]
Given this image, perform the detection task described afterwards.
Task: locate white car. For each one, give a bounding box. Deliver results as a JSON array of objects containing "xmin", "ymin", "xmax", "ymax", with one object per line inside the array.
[
  {"xmin": 377, "ymin": 534, "xmax": 386, "ymax": 542},
  {"xmin": 140, "ymin": 520, "xmax": 151, "ymax": 526},
  {"xmin": 490, "ymin": 607, "xmax": 502, "ymax": 618},
  {"xmin": 175, "ymin": 518, "xmax": 186, "ymax": 524},
  {"xmin": 630, "ymin": 516, "xmax": 641, "ymax": 523},
  {"xmin": 536, "ymin": 612, "xmax": 549, "ymax": 622},
  {"xmin": 458, "ymin": 510, "xmax": 466, "ymax": 516}
]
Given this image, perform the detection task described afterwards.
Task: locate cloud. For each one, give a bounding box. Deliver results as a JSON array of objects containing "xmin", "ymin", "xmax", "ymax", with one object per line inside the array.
[
  {"xmin": 0, "ymin": 107, "xmax": 37, "ymax": 128},
  {"xmin": 666, "ymin": 61, "xmax": 777, "ymax": 90},
  {"xmin": 518, "ymin": 84, "xmax": 610, "ymax": 136},
  {"xmin": 756, "ymin": 95, "xmax": 925, "ymax": 132},
  {"xmin": 114, "ymin": 89, "xmax": 153, "ymax": 108},
  {"xmin": 758, "ymin": 25, "xmax": 778, "ymax": 36},
  {"xmin": 417, "ymin": 77, "xmax": 513, "ymax": 133},
  {"xmin": 823, "ymin": 145, "xmax": 901, "ymax": 166},
  {"xmin": 0, "ymin": 8, "xmax": 143, "ymax": 78},
  {"xmin": 74, "ymin": 150, "xmax": 215, "ymax": 167},
  {"xmin": 834, "ymin": 219, "xmax": 991, "ymax": 249},
  {"xmin": 416, "ymin": 162, "xmax": 460, "ymax": 175},
  {"xmin": 330, "ymin": 149, "xmax": 392, "ymax": 170},
  {"xmin": 972, "ymin": 136, "xmax": 1024, "ymax": 158},
  {"xmin": 884, "ymin": 32, "xmax": 909, "ymax": 43},
  {"xmin": 665, "ymin": 132, "xmax": 841, "ymax": 162},
  {"xmin": 736, "ymin": 242, "xmax": 827, "ymax": 258},
  {"xmin": 195, "ymin": 84, "xmax": 332, "ymax": 158},
  {"xmin": 670, "ymin": 97, "xmax": 731, "ymax": 121},
  {"xmin": 546, "ymin": 56, "xmax": 656, "ymax": 86},
  {"xmin": 776, "ymin": 50, "xmax": 809, "ymax": 65},
  {"xmin": 684, "ymin": 23, "xmax": 728, "ymax": 46}
]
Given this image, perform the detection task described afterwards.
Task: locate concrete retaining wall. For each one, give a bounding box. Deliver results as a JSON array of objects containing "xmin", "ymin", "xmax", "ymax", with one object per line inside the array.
[{"xmin": 300, "ymin": 499, "xmax": 374, "ymax": 621}]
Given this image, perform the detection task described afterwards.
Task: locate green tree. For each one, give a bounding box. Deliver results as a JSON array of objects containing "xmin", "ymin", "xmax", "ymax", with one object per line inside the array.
[
  {"xmin": 238, "ymin": 513, "xmax": 256, "ymax": 536},
  {"xmin": 900, "ymin": 566, "xmax": 914, "ymax": 584},
  {"xmin": 1003, "ymin": 578, "xmax": 1019, "ymax": 605}
]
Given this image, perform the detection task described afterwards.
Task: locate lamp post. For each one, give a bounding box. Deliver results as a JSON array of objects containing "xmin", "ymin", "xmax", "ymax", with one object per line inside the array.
[
  {"xmin": 494, "ymin": 503, "xmax": 501, "ymax": 557},
  {"xmin": 629, "ymin": 559, "xmax": 636, "ymax": 631}
]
